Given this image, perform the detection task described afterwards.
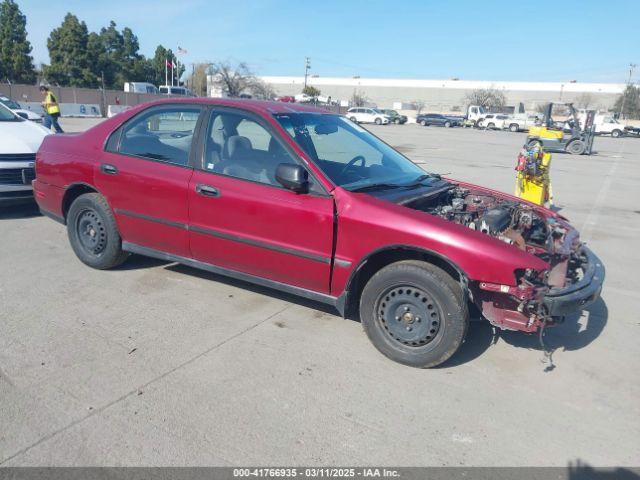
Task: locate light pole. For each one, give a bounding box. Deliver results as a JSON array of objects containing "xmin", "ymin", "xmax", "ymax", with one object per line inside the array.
[
  {"xmin": 303, "ymin": 57, "xmax": 311, "ymax": 89},
  {"xmin": 619, "ymin": 63, "xmax": 637, "ymax": 118}
]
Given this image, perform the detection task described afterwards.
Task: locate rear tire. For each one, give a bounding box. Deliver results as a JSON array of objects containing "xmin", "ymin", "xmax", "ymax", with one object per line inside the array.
[
  {"xmin": 350, "ymin": 116, "xmax": 358, "ymax": 123},
  {"xmin": 509, "ymin": 123, "xmax": 519, "ymax": 132},
  {"xmin": 567, "ymin": 139, "xmax": 586, "ymax": 155},
  {"xmin": 444, "ymin": 121, "xmax": 451, "ymax": 128},
  {"xmin": 527, "ymin": 139, "xmax": 542, "ymax": 150},
  {"xmin": 359, "ymin": 260, "xmax": 468, "ymax": 368},
  {"xmin": 67, "ymin": 192, "xmax": 129, "ymax": 270},
  {"xmin": 487, "ymin": 122, "xmax": 495, "ymax": 130}
]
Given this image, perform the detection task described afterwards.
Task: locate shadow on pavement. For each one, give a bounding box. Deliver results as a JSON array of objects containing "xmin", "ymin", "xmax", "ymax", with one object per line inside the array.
[
  {"xmin": 498, "ymin": 297, "xmax": 608, "ymax": 354},
  {"xmin": 0, "ymin": 201, "xmax": 40, "ymax": 220},
  {"xmin": 440, "ymin": 297, "xmax": 608, "ymax": 368},
  {"xmin": 166, "ymin": 263, "xmax": 341, "ymax": 317},
  {"xmin": 115, "ymin": 254, "xmax": 171, "ymax": 271}
]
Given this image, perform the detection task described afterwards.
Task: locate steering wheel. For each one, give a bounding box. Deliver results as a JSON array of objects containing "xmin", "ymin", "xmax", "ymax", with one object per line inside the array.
[{"xmin": 338, "ymin": 155, "xmax": 366, "ymax": 180}]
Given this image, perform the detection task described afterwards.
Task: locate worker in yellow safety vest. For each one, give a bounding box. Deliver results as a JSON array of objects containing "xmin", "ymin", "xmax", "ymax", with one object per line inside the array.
[{"xmin": 39, "ymin": 85, "xmax": 64, "ymax": 133}]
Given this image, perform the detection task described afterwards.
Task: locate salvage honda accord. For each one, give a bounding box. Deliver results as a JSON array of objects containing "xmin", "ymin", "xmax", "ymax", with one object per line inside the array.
[{"xmin": 34, "ymin": 99, "xmax": 604, "ymax": 368}]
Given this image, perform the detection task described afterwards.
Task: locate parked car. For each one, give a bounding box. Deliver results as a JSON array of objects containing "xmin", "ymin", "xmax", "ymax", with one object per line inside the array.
[
  {"xmin": 478, "ymin": 114, "xmax": 509, "ymax": 130},
  {"xmin": 505, "ymin": 114, "xmax": 539, "ymax": 132},
  {"xmin": 124, "ymin": 82, "xmax": 159, "ymax": 94},
  {"xmin": 34, "ymin": 98, "xmax": 604, "ymax": 368},
  {"xmin": 346, "ymin": 107, "xmax": 390, "ymax": 125},
  {"xmin": 159, "ymin": 85, "xmax": 194, "ymax": 96},
  {"xmin": 0, "ymin": 103, "xmax": 49, "ymax": 206},
  {"xmin": 416, "ymin": 113, "xmax": 461, "ymax": 127},
  {"xmin": 0, "ymin": 95, "xmax": 42, "ymax": 122},
  {"xmin": 379, "ymin": 109, "xmax": 407, "ymax": 124}
]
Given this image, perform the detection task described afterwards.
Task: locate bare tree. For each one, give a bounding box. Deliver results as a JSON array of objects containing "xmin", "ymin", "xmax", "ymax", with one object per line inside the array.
[
  {"xmin": 412, "ymin": 99, "xmax": 425, "ymax": 114},
  {"xmin": 575, "ymin": 93, "xmax": 594, "ymax": 109},
  {"xmin": 351, "ymin": 89, "xmax": 368, "ymax": 107},
  {"xmin": 187, "ymin": 63, "xmax": 211, "ymax": 97},
  {"xmin": 249, "ymin": 77, "xmax": 277, "ymax": 100},
  {"xmin": 208, "ymin": 61, "xmax": 252, "ymax": 97},
  {"xmin": 463, "ymin": 87, "xmax": 507, "ymax": 109},
  {"xmin": 207, "ymin": 61, "xmax": 277, "ymax": 99}
]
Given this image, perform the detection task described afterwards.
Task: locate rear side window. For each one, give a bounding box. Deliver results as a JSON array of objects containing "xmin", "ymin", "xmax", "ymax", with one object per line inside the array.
[{"xmin": 117, "ymin": 106, "xmax": 201, "ymax": 166}]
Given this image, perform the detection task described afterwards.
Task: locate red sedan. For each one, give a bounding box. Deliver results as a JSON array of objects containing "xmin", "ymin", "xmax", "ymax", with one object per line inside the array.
[{"xmin": 34, "ymin": 98, "xmax": 604, "ymax": 368}]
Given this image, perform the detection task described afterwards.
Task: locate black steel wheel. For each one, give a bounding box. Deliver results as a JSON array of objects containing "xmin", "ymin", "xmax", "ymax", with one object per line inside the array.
[
  {"xmin": 375, "ymin": 285, "xmax": 442, "ymax": 347},
  {"xmin": 359, "ymin": 260, "xmax": 468, "ymax": 368},
  {"xmin": 75, "ymin": 208, "xmax": 108, "ymax": 256},
  {"xmin": 67, "ymin": 192, "xmax": 129, "ymax": 269}
]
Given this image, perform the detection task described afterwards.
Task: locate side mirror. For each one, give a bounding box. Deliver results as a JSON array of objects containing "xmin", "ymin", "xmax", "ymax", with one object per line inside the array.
[{"xmin": 275, "ymin": 163, "xmax": 309, "ymax": 193}]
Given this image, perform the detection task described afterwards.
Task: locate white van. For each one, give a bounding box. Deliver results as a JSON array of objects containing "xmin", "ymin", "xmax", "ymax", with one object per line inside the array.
[
  {"xmin": 159, "ymin": 85, "xmax": 194, "ymax": 96},
  {"xmin": 124, "ymin": 82, "xmax": 159, "ymax": 94}
]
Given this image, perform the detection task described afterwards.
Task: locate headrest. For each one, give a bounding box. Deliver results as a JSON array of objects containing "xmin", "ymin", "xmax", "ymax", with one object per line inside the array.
[{"xmin": 226, "ymin": 136, "xmax": 252, "ymax": 159}]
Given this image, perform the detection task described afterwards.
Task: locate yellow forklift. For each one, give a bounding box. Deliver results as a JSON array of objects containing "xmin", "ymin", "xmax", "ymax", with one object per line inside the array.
[{"xmin": 526, "ymin": 103, "xmax": 595, "ymax": 155}]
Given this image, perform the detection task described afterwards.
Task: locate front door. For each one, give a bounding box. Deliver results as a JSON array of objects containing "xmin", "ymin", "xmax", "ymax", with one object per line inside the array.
[
  {"xmin": 188, "ymin": 108, "xmax": 334, "ymax": 293},
  {"xmin": 96, "ymin": 104, "xmax": 203, "ymax": 257}
]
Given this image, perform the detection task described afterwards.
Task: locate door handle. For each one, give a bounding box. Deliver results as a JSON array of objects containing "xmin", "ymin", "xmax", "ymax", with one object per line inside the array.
[
  {"xmin": 100, "ymin": 163, "xmax": 118, "ymax": 175},
  {"xmin": 195, "ymin": 184, "xmax": 220, "ymax": 197}
]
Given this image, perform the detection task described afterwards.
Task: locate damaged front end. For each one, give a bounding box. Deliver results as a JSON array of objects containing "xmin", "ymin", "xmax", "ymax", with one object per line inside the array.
[{"xmin": 404, "ymin": 185, "xmax": 605, "ymax": 332}]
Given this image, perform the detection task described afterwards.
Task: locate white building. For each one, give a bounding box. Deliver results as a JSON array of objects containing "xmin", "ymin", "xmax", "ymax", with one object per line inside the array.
[{"xmin": 258, "ymin": 76, "xmax": 625, "ymax": 113}]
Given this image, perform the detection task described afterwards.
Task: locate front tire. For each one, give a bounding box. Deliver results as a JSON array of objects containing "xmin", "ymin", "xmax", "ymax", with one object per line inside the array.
[
  {"xmin": 359, "ymin": 261, "xmax": 468, "ymax": 368},
  {"xmin": 611, "ymin": 129, "xmax": 622, "ymax": 138},
  {"xmin": 375, "ymin": 117, "xmax": 382, "ymax": 125},
  {"xmin": 444, "ymin": 121, "xmax": 451, "ymax": 128},
  {"xmin": 420, "ymin": 120, "xmax": 427, "ymax": 126},
  {"xmin": 350, "ymin": 116, "xmax": 358, "ymax": 123},
  {"xmin": 567, "ymin": 139, "xmax": 586, "ymax": 155},
  {"xmin": 67, "ymin": 193, "xmax": 129, "ymax": 269}
]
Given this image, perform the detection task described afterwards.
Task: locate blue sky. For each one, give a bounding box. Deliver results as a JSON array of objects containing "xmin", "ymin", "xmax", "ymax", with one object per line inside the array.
[{"xmin": 18, "ymin": 0, "xmax": 639, "ymax": 83}]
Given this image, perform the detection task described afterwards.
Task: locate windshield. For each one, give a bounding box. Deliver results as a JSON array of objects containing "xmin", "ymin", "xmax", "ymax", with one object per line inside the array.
[
  {"xmin": 0, "ymin": 97, "xmax": 21, "ymax": 109},
  {"xmin": 275, "ymin": 113, "xmax": 428, "ymax": 190},
  {"xmin": 0, "ymin": 104, "xmax": 20, "ymax": 122}
]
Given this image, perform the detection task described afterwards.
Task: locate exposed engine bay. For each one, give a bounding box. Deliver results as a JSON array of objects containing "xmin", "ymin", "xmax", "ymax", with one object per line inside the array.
[{"xmin": 404, "ymin": 185, "xmax": 592, "ymax": 332}]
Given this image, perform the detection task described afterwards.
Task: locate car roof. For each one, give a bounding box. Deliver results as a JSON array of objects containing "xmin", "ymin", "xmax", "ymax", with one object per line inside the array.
[{"xmin": 138, "ymin": 97, "xmax": 332, "ymax": 115}]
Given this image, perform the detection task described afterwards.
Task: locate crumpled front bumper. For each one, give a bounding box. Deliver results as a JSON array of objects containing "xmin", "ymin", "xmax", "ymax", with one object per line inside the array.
[{"xmin": 543, "ymin": 246, "xmax": 605, "ymax": 317}]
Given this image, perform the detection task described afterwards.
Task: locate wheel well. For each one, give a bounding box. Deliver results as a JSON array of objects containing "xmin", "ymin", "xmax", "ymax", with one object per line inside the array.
[
  {"xmin": 342, "ymin": 247, "xmax": 463, "ymax": 319},
  {"xmin": 62, "ymin": 184, "xmax": 97, "ymax": 220}
]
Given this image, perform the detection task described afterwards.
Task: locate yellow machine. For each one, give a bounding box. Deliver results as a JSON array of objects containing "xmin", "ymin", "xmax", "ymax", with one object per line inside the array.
[{"xmin": 514, "ymin": 145, "xmax": 553, "ymax": 207}]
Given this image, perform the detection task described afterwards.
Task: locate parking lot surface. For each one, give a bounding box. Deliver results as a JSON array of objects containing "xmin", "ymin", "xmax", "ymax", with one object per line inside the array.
[{"xmin": 1, "ymin": 119, "xmax": 639, "ymax": 466}]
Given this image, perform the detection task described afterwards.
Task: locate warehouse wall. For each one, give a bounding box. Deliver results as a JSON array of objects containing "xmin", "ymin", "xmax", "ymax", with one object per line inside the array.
[{"xmin": 259, "ymin": 76, "xmax": 624, "ymax": 113}]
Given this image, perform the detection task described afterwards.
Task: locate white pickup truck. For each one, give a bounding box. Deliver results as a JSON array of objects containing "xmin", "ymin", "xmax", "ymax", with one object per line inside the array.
[
  {"xmin": 504, "ymin": 114, "xmax": 540, "ymax": 132},
  {"xmin": 593, "ymin": 115, "xmax": 626, "ymax": 138}
]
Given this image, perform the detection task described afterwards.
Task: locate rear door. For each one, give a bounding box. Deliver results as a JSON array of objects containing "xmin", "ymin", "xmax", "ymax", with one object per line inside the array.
[
  {"xmin": 188, "ymin": 107, "xmax": 334, "ymax": 293},
  {"xmin": 97, "ymin": 104, "xmax": 203, "ymax": 257}
]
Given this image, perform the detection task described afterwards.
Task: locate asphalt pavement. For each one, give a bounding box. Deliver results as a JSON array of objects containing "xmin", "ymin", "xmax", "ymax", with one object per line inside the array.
[{"xmin": 1, "ymin": 119, "xmax": 638, "ymax": 467}]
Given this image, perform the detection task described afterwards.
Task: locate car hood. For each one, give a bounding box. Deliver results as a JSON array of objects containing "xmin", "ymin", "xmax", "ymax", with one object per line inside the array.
[
  {"xmin": 0, "ymin": 120, "xmax": 50, "ymax": 153},
  {"xmin": 14, "ymin": 108, "xmax": 42, "ymax": 120},
  {"xmin": 363, "ymin": 177, "xmax": 575, "ymax": 264}
]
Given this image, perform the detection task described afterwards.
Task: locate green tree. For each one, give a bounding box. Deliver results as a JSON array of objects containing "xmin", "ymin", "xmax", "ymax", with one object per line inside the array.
[
  {"xmin": 302, "ymin": 85, "xmax": 321, "ymax": 97},
  {"xmin": 0, "ymin": 0, "xmax": 36, "ymax": 83},
  {"xmin": 44, "ymin": 13, "xmax": 95, "ymax": 87},
  {"xmin": 614, "ymin": 84, "xmax": 640, "ymax": 119},
  {"xmin": 151, "ymin": 45, "xmax": 169, "ymax": 86}
]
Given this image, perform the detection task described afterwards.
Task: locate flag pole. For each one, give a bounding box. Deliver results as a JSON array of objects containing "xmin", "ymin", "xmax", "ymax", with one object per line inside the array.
[{"xmin": 165, "ymin": 59, "xmax": 168, "ymax": 90}]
